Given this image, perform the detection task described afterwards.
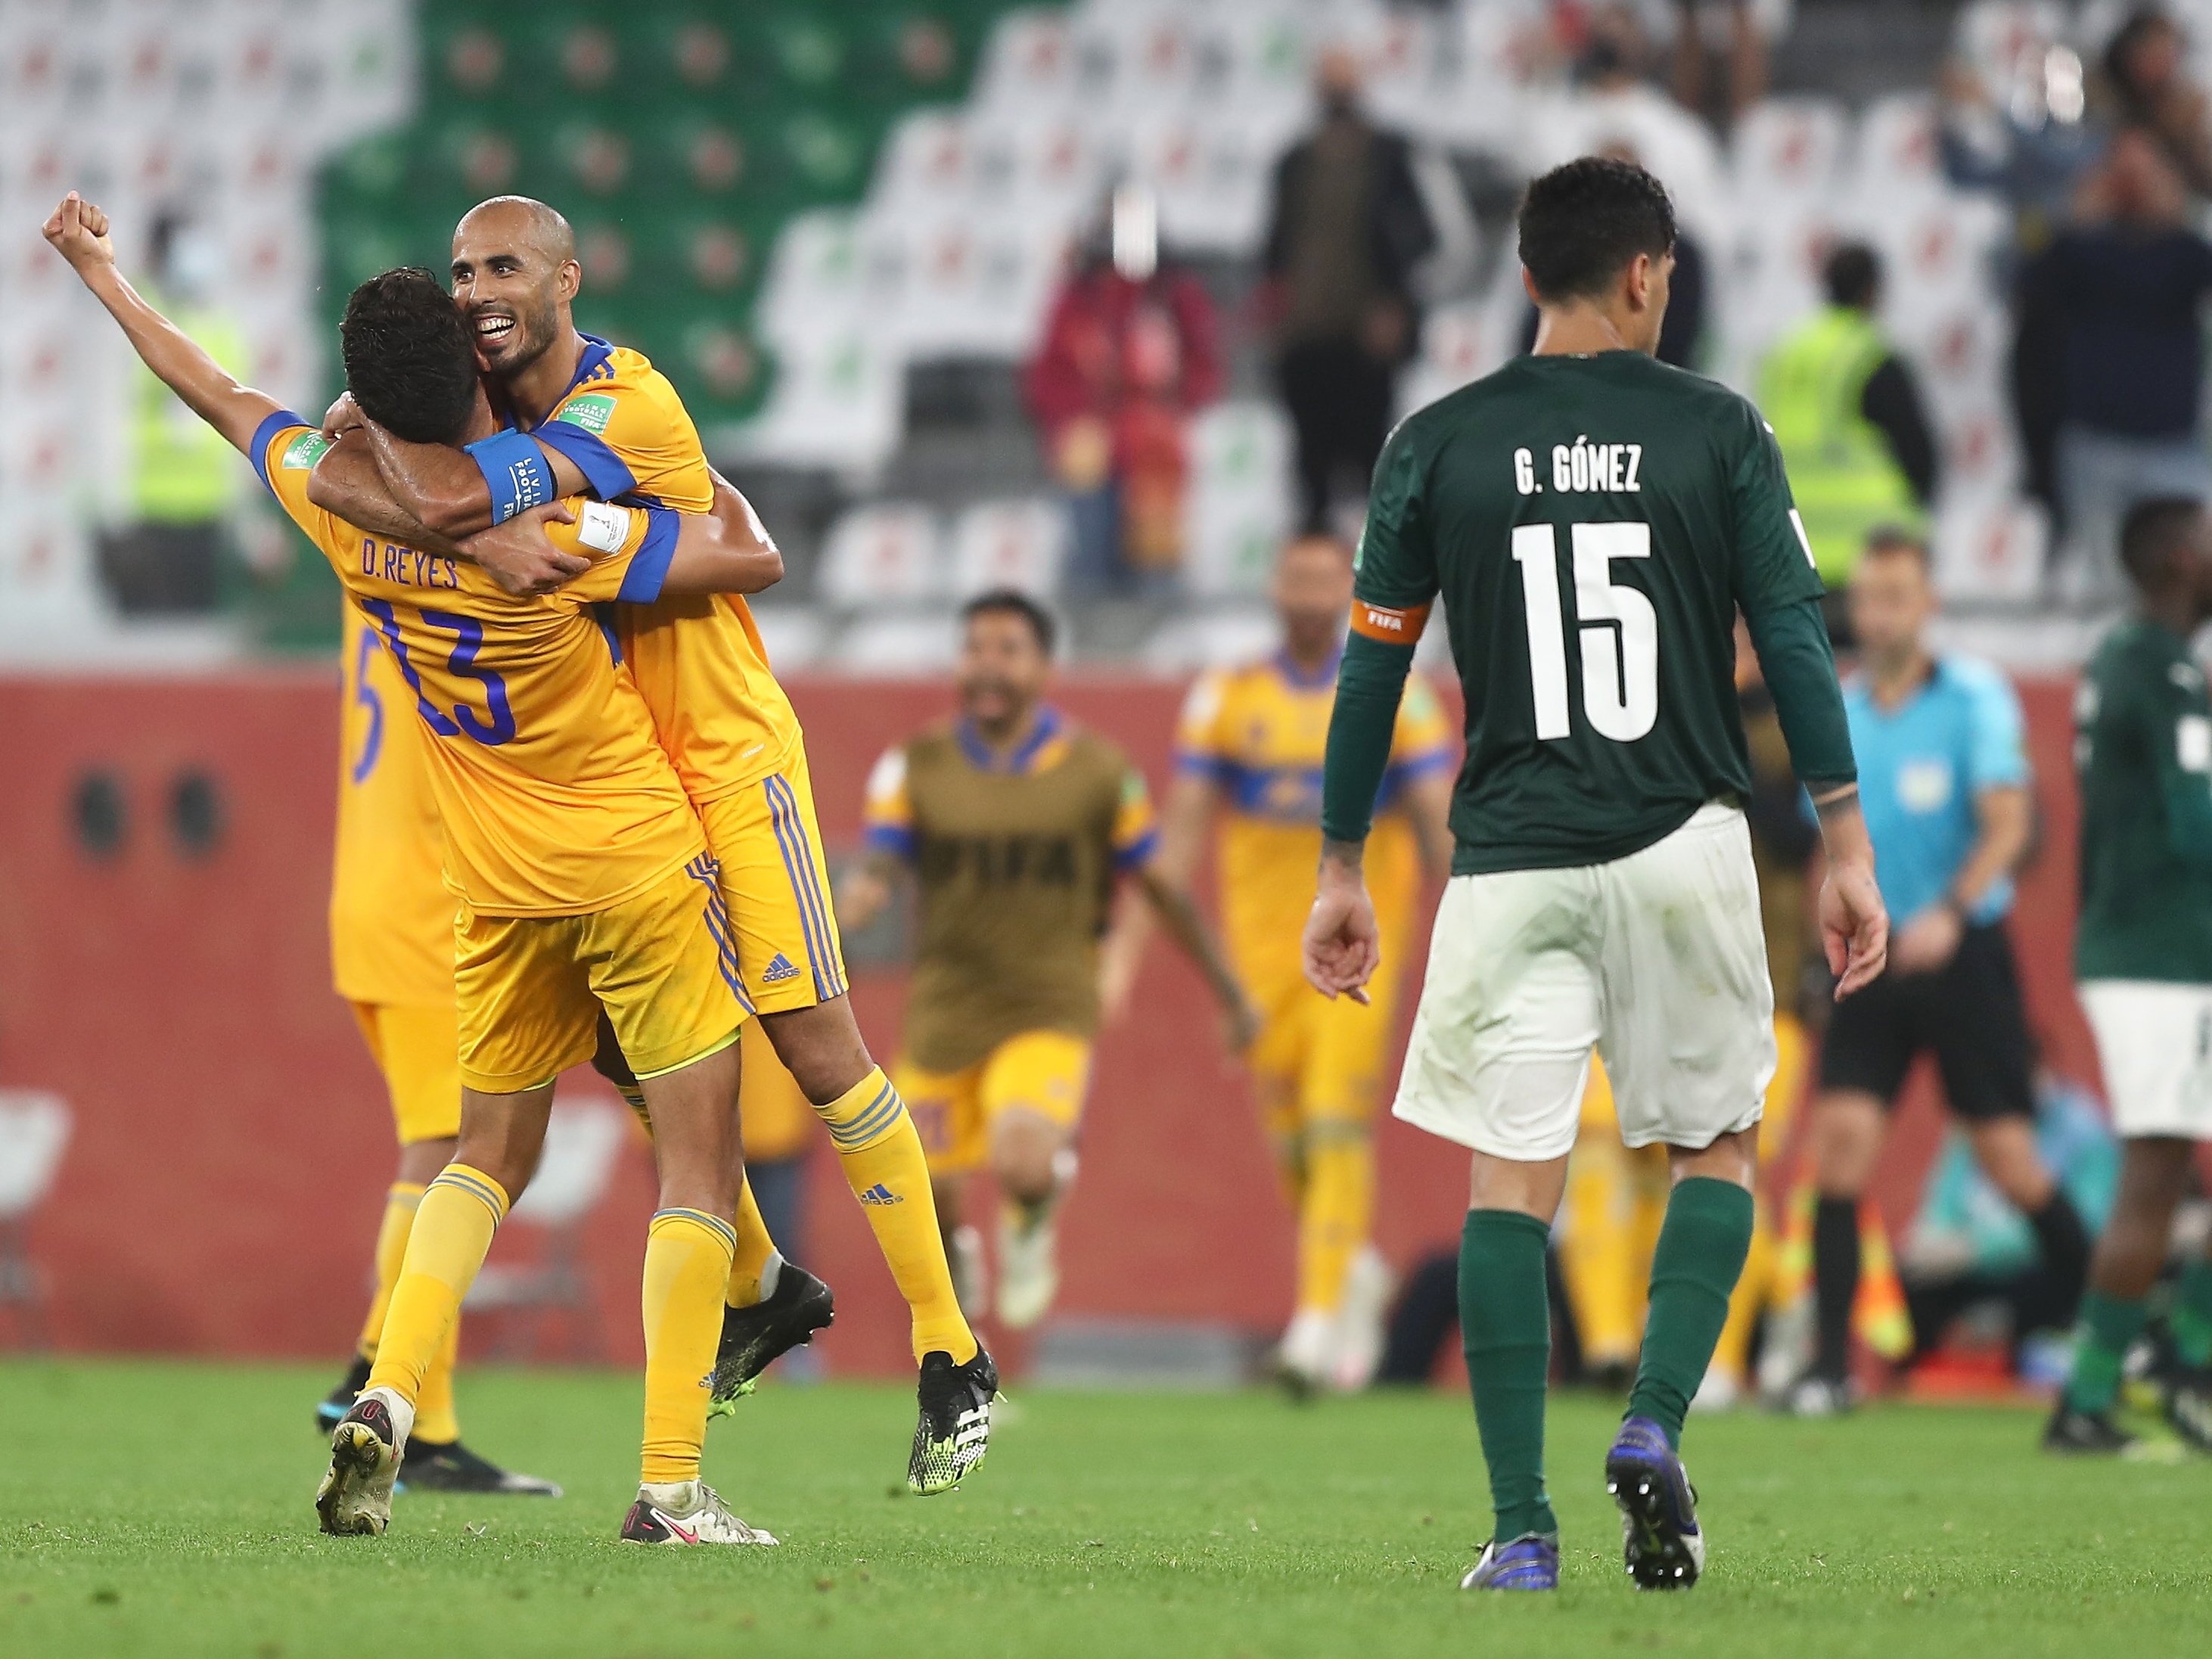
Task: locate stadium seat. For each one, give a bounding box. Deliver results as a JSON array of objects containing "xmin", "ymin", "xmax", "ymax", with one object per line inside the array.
[
  {"xmin": 971, "ymin": 8, "xmax": 1077, "ymax": 113},
  {"xmin": 748, "ymin": 604, "xmax": 830, "ymax": 672},
  {"xmin": 870, "ymin": 108, "xmax": 974, "ymax": 213},
  {"xmin": 948, "ymin": 497, "xmax": 1070, "ymax": 600},
  {"xmin": 463, "ymin": 1092, "xmax": 629, "ymax": 1362},
  {"xmin": 1142, "ymin": 606, "xmax": 1280, "ymax": 675},
  {"xmin": 754, "ymin": 210, "xmax": 875, "ymax": 344},
  {"xmin": 816, "ymin": 502, "xmax": 947, "ymax": 609},
  {"xmin": 1182, "ymin": 402, "xmax": 1296, "ymax": 601},
  {"xmin": 1730, "ymin": 97, "xmax": 1849, "ymax": 203},
  {"xmin": 1853, "ymin": 92, "xmax": 1946, "ymax": 200},
  {"xmin": 1129, "ymin": 110, "xmax": 1275, "ymax": 257},
  {"xmin": 730, "ymin": 323, "xmax": 906, "ymax": 475},
  {"xmin": 831, "ymin": 611, "xmax": 962, "ymax": 675},
  {"xmin": 0, "ymin": 1089, "xmax": 70, "ymax": 1351},
  {"xmin": 1932, "ymin": 493, "xmax": 2049, "ymax": 604}
]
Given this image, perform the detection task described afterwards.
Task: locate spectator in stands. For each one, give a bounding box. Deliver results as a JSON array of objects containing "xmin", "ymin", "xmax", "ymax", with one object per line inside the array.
[
  {"xmin": 2014, "ymin": 128, "xmax": 2212, "ymax": 601},
  {"xmin": 1937, "ymin": 42, "xmax": 2100, "ymax": 247},
  {"xmin": 97, "ymin": 210, "xmax": 250, "ymax": 614},
  {"xmin": 1756, "ymin": 244, "xmax": 1939, "ymax": 621},
  {"xmin": 1260, "ymin": 45, "xmax": 1434, "ymax": 534},
  {"xmin": 1024, "ymin": 184, "xmax": 1223, "ymax": 597},
  {"xmin": 1665, "ymin": 0, "xmax": 1784, "ymax": 129},
  {"xmin": 2096, "ymin": 6, "xmax": 2212, "ymax": 200}
]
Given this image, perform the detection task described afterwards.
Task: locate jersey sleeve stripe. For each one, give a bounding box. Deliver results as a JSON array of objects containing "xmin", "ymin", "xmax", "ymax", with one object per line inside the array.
[
  {"xmin": 616, "ymin": 508, "xmax": 681, "ymax": 604},
  {"xmin": 1113, "ymin": 826, "xmax": 1160, "ymax": 870},
  {"xmin": 533, "ymin": 418, "xmax": 639, "ymax": 501},
  {"xmin": 863, "ymin": 822, "xmax": 917, "ymax": 859},
  {"xmin": 248, "ymin": 410, "xmax": 309, "ymax": 496},
  {"xmin": 1349, "ymin": 599, "xmax": 1431, "ymax": 644}
]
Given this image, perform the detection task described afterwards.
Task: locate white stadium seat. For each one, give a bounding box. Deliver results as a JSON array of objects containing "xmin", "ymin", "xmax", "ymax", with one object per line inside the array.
[
  {"xmin": 833, "ymin": 612, "xmax": 962, "ymax": 676},
  {"xmin": 816, "ymin": 503, "xmax": 946, "ymax": 610},
  {"xmin": 1731, "ymin": 97, "xmax": 1848, "ymax": 202},
  {"xmin": 1142, "ymin": 606, "xmax": 1281, "ymax": 676},
  {"xmin": 949, "ymin": 498, "xmax": 1070, "ymax": 601},
  {"xmin": 1182, "ymin": 401, "xmax": 1294, "ymax": 601}
]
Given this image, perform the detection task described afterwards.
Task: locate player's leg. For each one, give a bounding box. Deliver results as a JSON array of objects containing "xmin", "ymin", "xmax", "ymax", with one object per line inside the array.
[
  {"xmin": 703, "ymin": 768, "xmax": 982, "ymax": 1391},
  {"xmin": 1598, "ymin": 804, "xmax": 1776, "ymax": 1589},
  {"xmin": 2050, "ymin": 982, "xmax": 2212, "ymax": 1452},
  {"xmin": 1799, "ymin": 958, "xmax": 1915, "ymax": 1410},
  {"xmin": 318, "ymin": 909, "xmax": 600, "ymax": 1536},
  {"xmin": 1396, "ymin": 865, "xmax": 1601, "ymax": 1592},
  {"xmin": 589, "ymin": 859, "xmax": 774, "ymax": 1543},
  {"xmin": 979, "ymin": 1032, "xmax": 1092, "ymax": 1332},
  {"xmin": 1291, "ymin": 991, "xmax": 1391, "ymax": 1393}
]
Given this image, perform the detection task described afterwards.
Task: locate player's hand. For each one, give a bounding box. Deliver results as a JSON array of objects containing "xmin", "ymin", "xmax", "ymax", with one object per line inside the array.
[
  {"xmin": 837, "ymin": 865, "xmax": 892, "ymax": 934},
  {"xmin": 1096, "ymin": 936, "xmax": 1142, "ymax": 1030},
  {"xmin": 42, "ymin": 192, "xmax": 116, "ymax": 278},
  {"xmin": 461, "ymin": 502, "xmax": 586, "ymax": 596},
  {"xmin": 322, "ymin": 391, "xmax": 364, "ymax": 440},
  {"xmin": 1819, "ymin": 856, "xmax": 1890, "ymax": 1000},
  {"xmin": 1302, "ymin": 858, "xmax": 1379, "ymax": 1005},
  {"xmin": 1888, "ymin": 901, "xmax": 1962, "ymax": 977}
]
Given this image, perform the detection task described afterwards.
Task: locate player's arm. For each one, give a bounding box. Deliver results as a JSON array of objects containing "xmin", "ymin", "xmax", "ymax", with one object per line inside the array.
[
  {"xmin": 356, "ymin": 419, "xmax": 589, "ymax": 539},
  {"xmin": 1729, "ymin": 408, "xmax": 1887, "ymax": 996},
  {"xmin": 1310, "ymin": 436, "xmax": 1434, "ymax": 1003},
  {"xmin": 2151, "ymin": 683, "xmax": 2212, "ymax": 868},
  {"xmin": 307, "ymin": 431, "xmax": 469, "ymax": 555},
  {"xmin": 1894, "ymin": 670, "xmax": 2030, "ymax": 974},
  {"xmin": 1111, "ymin": 764, "xmax": 1258, "ymax": 1051},
  {"xmin": 657, "ymin": 471, "xmax": 784, "ymax": 596},
  {"xmin": 42, "ymin": 194, "xmax": 277, "ymax": 455},
  {"xmin": 839, "ymin": 747, "xmax": 917, "ymax": 932}
]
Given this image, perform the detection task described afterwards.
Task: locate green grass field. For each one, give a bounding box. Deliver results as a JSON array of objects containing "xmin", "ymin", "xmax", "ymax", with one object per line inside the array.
[{"xmin": 2, "ymin": 1361, "xmax": 2209, "ymax": 1657}]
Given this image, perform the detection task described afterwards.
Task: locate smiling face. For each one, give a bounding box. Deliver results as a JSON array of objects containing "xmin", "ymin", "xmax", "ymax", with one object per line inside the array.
[
  {"xmin": 956, "ymin": 605, "xmax": 1052, "ymax": 734},
  {"xmin": 449, "ymin": 199, "xmax": 579, "ymax": 381}
]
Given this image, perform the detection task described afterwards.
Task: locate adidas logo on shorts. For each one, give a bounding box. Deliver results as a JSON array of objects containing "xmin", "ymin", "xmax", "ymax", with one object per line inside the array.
[
  {"xmin": 858, "ymin": 1183, "xmax": 903, "ymax": 1206},
  {"xmin": 761, "ymin": 953, "xmax": 800, "ymax": 985}
]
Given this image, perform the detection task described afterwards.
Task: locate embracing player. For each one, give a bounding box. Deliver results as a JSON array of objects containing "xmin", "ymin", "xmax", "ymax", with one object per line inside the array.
[
  {"xmin": 308, "ymin": 196, "xmax": 991, "ymax": 1493},
  {"xmin": 1303, "ymin": 160, "xmax": 1888, "ymax": 1592}
]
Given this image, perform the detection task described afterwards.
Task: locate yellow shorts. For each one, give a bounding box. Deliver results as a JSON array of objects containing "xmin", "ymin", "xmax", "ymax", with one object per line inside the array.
[
  {"xmin": 455, "ymin": 855, "xmax": 749, "ymax": 1095},
  {"xmin": 350, "ymin": 1000, "xmax": 462, "ymax": 1145},
  {"xmin": 698, "ymin": 747, "xmax": 849, "ymax": 1016},
  {"xmin": 1244, "ymin": 968, "xmax": 1394, "ymax": 1149},
  {"xmin": 898, "ymin": 1030, "xmax": 1092, "ymax": 1176}
]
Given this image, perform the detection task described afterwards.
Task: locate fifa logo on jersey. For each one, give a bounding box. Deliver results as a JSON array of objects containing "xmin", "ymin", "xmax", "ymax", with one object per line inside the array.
[
  {"xmin": 761, "ymin": 952, "xmax": 800, "ymax": 985},
  {"xmin": 858, "ymin": 1183, "xmax": 903, "ymax": 1206}
]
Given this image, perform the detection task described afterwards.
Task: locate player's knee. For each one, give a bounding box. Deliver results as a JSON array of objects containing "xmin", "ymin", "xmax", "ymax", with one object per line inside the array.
[
  {"xmin": 758, "ymin": 1001, "xmax": 873, "ymax": 1103},
  {"xmin": 991, "ymin": 1113, "xmax": 1064, "ymax": 1205},
  {"xmin": 1808, "ymin": 1092, "xmax": 1883, "ymax": 1191}
]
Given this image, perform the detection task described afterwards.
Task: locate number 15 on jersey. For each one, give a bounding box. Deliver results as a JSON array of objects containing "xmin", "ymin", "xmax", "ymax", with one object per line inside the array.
[{"xmin": 1511, "ymin": 521, "xmax": 1658, "ymax": 744}]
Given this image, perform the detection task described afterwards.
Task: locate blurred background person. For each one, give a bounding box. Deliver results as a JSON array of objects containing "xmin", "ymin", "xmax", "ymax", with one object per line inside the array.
[
  {"xmin": 1149, "ymin": 531, "xmax": 1455, "ymax": 1393},
  {"xmin": 1261, "ymin": 43, "xmax": 1434, "ymax": 535},
  {"xmin": 95, "ymin": 210, "xmax": 250, "ymax": 615},
  {"xmin": 1794, "ymin": 528, "xmax": 2085, "ymax": 1415},
  {"xmin": 1024, "ymin": 184, "xmax": 1223, "ymax": 598},
  {"xmin": 2095, "ymin": 5, "xmax": 2212, "ymax": 199},
  {"xmin": 2014, "ymin": 127, "xmax": 2212, "ymax": 604},
  {"xmin": 1757, "ymin": 244, "xmax": 1940, "ymax": 626},
  {"xmin": 1665, "ymin": 0, "xmax": 1785, "ymax": 131}
]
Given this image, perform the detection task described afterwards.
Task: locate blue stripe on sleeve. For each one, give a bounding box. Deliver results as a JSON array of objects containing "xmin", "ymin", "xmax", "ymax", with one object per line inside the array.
[
  {"xmin": 247, "ymin": 409, "xmax": 309, "ymax": 496},
  {"xmin": 863, "ymin": 822, "xmax": 917, "ymax": 861},
  {"xmin": 531, "ymin": 419, "xmax": 638, "ymax": 501},
  {"xmin": 1114, "ymin": 827, "xmax": 1160, "ymax": 871},
  {"xmin": 616, "ymin": 508, "xmax": 680, "ymax": 604}
]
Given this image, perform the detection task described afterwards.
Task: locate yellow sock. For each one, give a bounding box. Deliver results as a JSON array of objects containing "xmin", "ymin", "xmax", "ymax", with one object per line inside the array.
[
  {"xmin": 641, "ymin": 1207, "xmax": 738, "ymax": 1487},
  {"xmin": 819, "ymin": 1067, "xmax": 977, "ymax": 1365},
  {"xmin": 1563, "ymin": 1131, "xmax": 1643, "ymax": 1367},
  {"xmin": 365, "ymin": 1164, "xmax": 507, "ymax": 1406},
  {"xmin": 414, "ymin": 1313, "xmax": 462, "ymax": 1443},
  {"xmin": 725, "ymin": 1177, "xmax": 781, "ymax": 1308},
  {"xmin": 1296, "ymin": 1127, "xmax": 1373, "ymax": 1315},
  {"xmin": 356, "ymin": 1182, "xmax": 424, "ymax": 1359}
]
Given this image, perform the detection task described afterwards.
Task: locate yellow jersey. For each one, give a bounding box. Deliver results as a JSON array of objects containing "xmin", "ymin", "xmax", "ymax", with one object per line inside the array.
[
  {"xmin": 523, "ymin": 336, "xmax": 803, "ymax": 801},
  {"xmin": 331, "ymin": 604, "xmax": 455, "ymax": 1006},
  {"xmin": 255, "ymin": 413, "xmax": 704, "ymax": 918},
  {"xmin": 1174, "ymin": 651, "xmax": 1456, "ymax": 989}
]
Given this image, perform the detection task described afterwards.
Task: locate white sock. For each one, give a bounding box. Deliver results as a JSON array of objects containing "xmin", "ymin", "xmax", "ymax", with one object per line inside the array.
[{"xmin": 757, "ymin": 1250, "xmax": 784, "ymax": 1302}]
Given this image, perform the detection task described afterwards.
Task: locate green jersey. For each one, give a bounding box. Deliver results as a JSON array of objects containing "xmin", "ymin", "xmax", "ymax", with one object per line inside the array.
[
  {"xmin": 2074, "ymin": 617, "xmax": 2212, "ymax": 984},
  {"xmin": 1351, "ymin": 351, "xmax": 1844, "ymax": 875}
]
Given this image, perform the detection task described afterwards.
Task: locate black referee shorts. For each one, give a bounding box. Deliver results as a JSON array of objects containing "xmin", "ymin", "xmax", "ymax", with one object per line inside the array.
[{"xmin": 1816, "ymin": 921, "xmax": 2036, "ymax": 1122}]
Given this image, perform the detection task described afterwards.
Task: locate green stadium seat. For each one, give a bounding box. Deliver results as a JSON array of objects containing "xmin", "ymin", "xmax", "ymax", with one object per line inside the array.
[
  {"xmin": 631, "ymin": 109, "xmax": 756, "ymax": 203},
  {"xmin": 632, "ymin": 10, "xmax": 738, "ymax": 98}
]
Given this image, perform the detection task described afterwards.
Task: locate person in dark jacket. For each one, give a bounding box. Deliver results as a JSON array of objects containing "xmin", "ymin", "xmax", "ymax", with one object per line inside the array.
[{"xmin": 1261, "ymin": 45, "xmax": 1437, "ymax": 533}]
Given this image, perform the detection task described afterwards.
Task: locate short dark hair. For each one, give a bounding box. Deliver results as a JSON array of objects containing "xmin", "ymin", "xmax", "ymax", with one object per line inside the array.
[
  {"xmin": 1824, "ymin": 242, "xmax": 1881, "ymax": 309},
  {"xmin": 1517, "ymin": 157, "xmax": 1677, "ymax": 303},
  {"xmin": 962, "ymin": 587, "xmax": 1057, "ymax": 656},
  {"xmin": 340, "ymin": 267, "xmax": 479, "ymax": 446},
  {"xmin": 2120, "ymin": 496, "xmax": 2205, "ymax": 586},
  {"xmin": 1861, "ymin": 523, "xmax": 1931, "ymax": 567}
]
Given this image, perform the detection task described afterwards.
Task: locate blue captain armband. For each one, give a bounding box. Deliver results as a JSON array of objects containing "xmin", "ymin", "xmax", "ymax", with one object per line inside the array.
[{"xmin": 464, "ymin": 430, "xmax": 555, "ymax": 526}]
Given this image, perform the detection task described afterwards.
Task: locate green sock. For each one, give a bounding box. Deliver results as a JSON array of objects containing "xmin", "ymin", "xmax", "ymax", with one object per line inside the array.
[
  {"xmin": 1459, "ymin": 1209, "xmax": 1558, "ymax": 1542},
  {"xmin": 2170, "ymin": 1260, "xmax": 2212, "ymax": 1369},
  {"xmin": 2064, "ymin": 1290, "xmax": 2149, "ymax": 1414},
  {"xmin": 1626, "ymin": 1177, "xmax": 1754, "ymax": 1449}
]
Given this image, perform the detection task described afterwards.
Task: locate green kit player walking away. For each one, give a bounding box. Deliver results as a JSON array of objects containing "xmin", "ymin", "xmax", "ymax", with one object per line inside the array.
[
  {"xmin": 2046, "ymin": 498, "xmax": 2212, "ymax": 1456},
  {"xmin": 1303, "ymin": 160, "xmax": 1890, "ymax": 1593}
]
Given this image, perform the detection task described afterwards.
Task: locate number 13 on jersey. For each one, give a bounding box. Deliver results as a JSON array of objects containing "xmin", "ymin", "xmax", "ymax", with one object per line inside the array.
[{"xmin": 1511, "ymin": 521, "xmax": 1658, "ymax": 744}]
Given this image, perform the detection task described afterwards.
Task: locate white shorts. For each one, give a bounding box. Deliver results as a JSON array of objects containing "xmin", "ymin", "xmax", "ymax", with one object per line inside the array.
[
  {"xmin": 1394, "ymin": 803, "xmax": 1776, "ymax": 1161},
  {"xmin": 2079, "ymin": 980, "xmax": 2212, "ymax": 1141}
]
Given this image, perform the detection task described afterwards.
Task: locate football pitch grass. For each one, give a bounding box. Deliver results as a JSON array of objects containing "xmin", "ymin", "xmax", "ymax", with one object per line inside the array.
[{"xmin": 3, "ymin": 1361, "xmax": 2210, "ymax": 1657}]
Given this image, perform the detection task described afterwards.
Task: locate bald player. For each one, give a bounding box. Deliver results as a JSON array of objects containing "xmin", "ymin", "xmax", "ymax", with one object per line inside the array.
[{"xmin": 309, "ymin": 197, "xmax": 995, "ymax": 1496}]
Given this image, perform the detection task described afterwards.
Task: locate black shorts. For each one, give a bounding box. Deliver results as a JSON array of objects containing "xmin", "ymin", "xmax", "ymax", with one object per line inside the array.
[{"xmin": 1816, "ymin": 921, "xmax": 2035, "ymax": 1121}]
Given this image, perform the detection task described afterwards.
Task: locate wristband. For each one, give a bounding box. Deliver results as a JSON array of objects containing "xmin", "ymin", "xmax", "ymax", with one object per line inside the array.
[{"xmin": 464, "ymin": 430, "xmax": 554, "ymax": 526}]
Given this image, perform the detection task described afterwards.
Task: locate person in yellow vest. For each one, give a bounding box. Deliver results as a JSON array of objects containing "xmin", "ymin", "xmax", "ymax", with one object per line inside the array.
[
  {"xmin": 1755, "ymin": 244, "xmax": 1940, "ymax": 632},
  {"xmin": 100, "ymin": 213, "xmax": 253, "ymax": 614}
]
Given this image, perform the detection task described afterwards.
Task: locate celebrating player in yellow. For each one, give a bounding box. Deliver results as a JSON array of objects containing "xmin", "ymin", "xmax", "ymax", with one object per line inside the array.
[
  {"xmin": 1155, "ymin": 533, "xmax": 1456, "ymax": 1393},
  {"xmin": 306, "ymin": 195, "xmax": 992, "ymax": 1493},
  {"xmin": 48, "ymin": 191, "xmax": 795, "ymax": 1546},
  {"xmin": 844, "ymin": 592, "xmax": 1259, "ymax": 1332}
]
